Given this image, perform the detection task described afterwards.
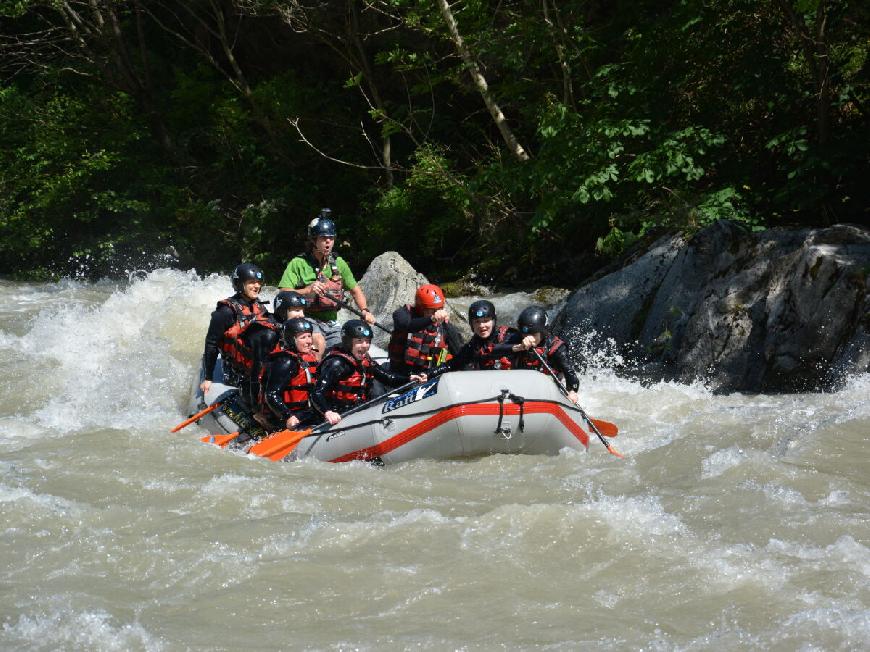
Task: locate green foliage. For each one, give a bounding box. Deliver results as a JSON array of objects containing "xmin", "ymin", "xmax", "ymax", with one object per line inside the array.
[
  {"xmin": 367, "ymin": 145, "xmax": 472, "ymax": 273},
  {"xmin": 0, "ymin": 0, "xmax": 866, "ymax": 283},
  {"xmin": 596, "ymin": 226, "xmax": 638, "ymax": 258},
  {"xmin": 0, "ymin": 84, "xmax": 159, "ymax": 274}
]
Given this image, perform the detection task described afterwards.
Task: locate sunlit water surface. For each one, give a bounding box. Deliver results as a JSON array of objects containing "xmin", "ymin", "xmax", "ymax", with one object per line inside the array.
[{"xmin": 0, "ymin": 271, "xmax": 867, "ymax": 650}]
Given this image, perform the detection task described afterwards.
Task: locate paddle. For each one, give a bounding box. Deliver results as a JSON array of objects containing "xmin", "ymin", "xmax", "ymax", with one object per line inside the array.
[
  {"xmin": 171, "ymin": 401, "xmax": 221, "ymax": 433},
  {"xmin": 248, "ymin": 428, "xmax": 311, "ymax": 460},
  {"xmin": 529, "ymin": 348, "xmax": 624, "ymax": 459},
  {"xmin": 249, "ymin": 378, "xmax": 426, "ymax": 461},
  {"xmin": 200, "ymin": 432, "xmax": 240, "ymax": 448},
  {"xmin": 589, "ymin": 418, "xmax": 619, "ymax": 438},
  {"xmin": 333, "ymin": 296, "xmax": 394, "ymax": 334}
]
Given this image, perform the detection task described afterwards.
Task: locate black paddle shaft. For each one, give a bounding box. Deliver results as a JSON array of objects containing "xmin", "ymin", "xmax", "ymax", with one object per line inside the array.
[
  {"xmin": 334, "ymin": 295, "xmax": 393, "ymax": 334},
  {"xmin": 529, "ymin": 347, "xmax": 614, "ymax": 452},
  {"xmin": 303, "ymin": 378, "xmax": 424, "ymax": 444}
]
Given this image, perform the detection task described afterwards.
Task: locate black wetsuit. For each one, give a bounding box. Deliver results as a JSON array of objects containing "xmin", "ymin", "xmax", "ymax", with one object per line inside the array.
[
  {"xmin": 310, "ymin": 351, "xmax": 412, "ymax": 416},
  {"xmin": 261, "ymin": 353, "xmax": 318, "ymax": 429},
  {"xmin": 432, "ymin": 327, "xmax": 519, "ymax": 373},
  {"xmin": 389, "ymin": 305, "xmax": 464, "ymax": 374},
  {"xmin": 510, "ymin": 334, "xmax": 581, "ymax": 392},
  {"xmin": 201, "ymin": 295, "xmax": 278, "ymax": 407}
]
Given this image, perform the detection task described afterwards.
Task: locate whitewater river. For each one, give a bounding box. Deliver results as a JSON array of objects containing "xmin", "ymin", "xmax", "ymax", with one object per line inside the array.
[{"xmin": 1, "ymin": 270, "xmax": 867, "ymax": 650}]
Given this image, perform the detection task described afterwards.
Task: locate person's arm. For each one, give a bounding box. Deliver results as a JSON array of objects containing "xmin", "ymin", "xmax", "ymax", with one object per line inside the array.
[
  {"xmin": 444, "ymin": 323, "xmax": 464, "ymax": 355},
  {"xmin": 429, "ymin": 339, "xmax": 469, "ymax": 377},
  {"xmin": 334, "ymin": 258, "xmax": 374, "ymax": 325},
  {"xmin": 348, "ymin": 285, "xmax": 375, "ymax": 325},
  {"xmin": 200, "ymin": 306, "xmax": 234, "ymax": 390},
  {"xmin": 491, "ymin": 341, "xmax": 520, "ymax": 357},
  {"xmin": 277, "ymin": 258, "xmax": 301, "ymax": 290},
  {"xmin": 263, "ymin": 356, "xmax": 299, "ymax": 423},
  {"xmin": 549, "ymin": 342, "xmax": 580, "ymax": 394},
  {"xmin": 278, "ymin": 257, "xmax": 318, "ymax": 297},
  {"xmin": 371, "ymin": 360, "xmax": 425, "ymax": 386},
  {"xmin": 310, "ymin": 356, "xmax": 349, "ymax": 424}
]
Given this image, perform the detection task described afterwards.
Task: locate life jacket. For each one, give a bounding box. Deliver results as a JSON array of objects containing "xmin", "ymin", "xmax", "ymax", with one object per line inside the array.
[
  {"xmin": 299, "ymin": 252, "xmax": 344, "ymax": 313},
  {"xmin": 516, "ymin": 335, "xmax": 565, "ymax": 376},
  {"xmin": 474, "ymin": 325, "xmax": 515, "ymax": 370},
  {"xmin": 322, "ymin": 348, "xmax": 374, "ymax": 410},
  {"xmin": 387, "ymin": 305, "xmax": 449, "ymax": 372},
  {"xmin": 261, "ymin": 348, "xmax": 319, "ymax": 412},
  {"xmin": 217, "ymin": 296, "xmax": 276, "ymax": 377}
]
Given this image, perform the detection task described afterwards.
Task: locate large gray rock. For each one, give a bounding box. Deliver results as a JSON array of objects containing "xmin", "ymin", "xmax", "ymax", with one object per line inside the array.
[
  {"xmin": 349, "ymin": 251, "xmax": 470, "ymax": 348},
  {"xmin": 555, "ymin": 220, "xmax": 870, "ymax": 392}
]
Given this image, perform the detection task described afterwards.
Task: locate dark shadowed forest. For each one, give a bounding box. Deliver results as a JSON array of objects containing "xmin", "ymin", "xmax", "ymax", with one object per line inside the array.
[{"xmin": 1, "ymin": 1, "xmax": 867, "ymax": 285}]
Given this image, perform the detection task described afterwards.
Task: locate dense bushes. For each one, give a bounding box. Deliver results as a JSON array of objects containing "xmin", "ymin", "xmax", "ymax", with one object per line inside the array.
[{"xmin": 1, "ymin": 1, "xmax": 866, "ymax": 284}]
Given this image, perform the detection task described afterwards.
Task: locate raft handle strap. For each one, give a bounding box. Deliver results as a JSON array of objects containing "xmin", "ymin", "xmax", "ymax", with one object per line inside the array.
[
  {"xmin": 509, "ymin": 393, "xmax": 526, "ymax": 433},
  {"xmin": 494, "ymin": 389, "xmax": 510, "ymax": 436}
]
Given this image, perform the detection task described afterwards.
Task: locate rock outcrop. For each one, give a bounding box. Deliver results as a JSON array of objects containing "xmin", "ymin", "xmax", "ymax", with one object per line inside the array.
[
  {"xmin": 350, "ymin": 251, "xmax": 471, "ymax": 348},
  {"xmin": 555, "ymin": 220, "xmax": 870, "ymax": 392}
]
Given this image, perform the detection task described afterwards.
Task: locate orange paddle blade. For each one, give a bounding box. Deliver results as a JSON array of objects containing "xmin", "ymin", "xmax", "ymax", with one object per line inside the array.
[
  {"xmin": 171, "ymin": 402, "xmax": 220, "ymax": 432},
  {"xmin": 248, "ymin": 428, "xmax": 312, "ymax": 461},
  {"xmin": 200, "ymin": 432, "xmax": 239, "ymax": 448},
  {"xmin": 606, "ymin": 445, "xmax": 624, "ymax": 459},
  {"xmin": 590, "ymin": 419, "xmax": 618, "ymax": 437}
]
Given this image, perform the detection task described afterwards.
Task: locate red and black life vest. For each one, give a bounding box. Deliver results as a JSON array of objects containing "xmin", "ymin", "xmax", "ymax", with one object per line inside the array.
[
  {"xmin": 475, "ymin": 325, "xmax": 515, "ymax": 370},
  {"xmin": 322, "ymin": 349, "xmax": 374, "ymax": 409},
  {"xmin": 387, "ymin": 305, "xmax": 448, "ymax": 371},
  {"xmin": 516, "ymin": 336, "xmax": 565, "ymax": 376},
  {"xmin": 217, "ymin": 296, "xmax": 276, "ymax": 376},
  {"xmin": 262, "ymin": 348, "xmax": 319, "ymax": 412},
  {"xmin": 301, "ymin": 252, "xmax": 345, "ymax": 313}
]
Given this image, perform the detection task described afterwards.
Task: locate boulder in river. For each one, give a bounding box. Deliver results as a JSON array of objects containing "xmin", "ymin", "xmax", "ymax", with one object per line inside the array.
[
  {"xmin": 350, "ymin": 251, "xmax": 470, "ymax": 348},
  {"xmin": 554, "ymin": 220, "xmax": 870, "ymax": 393}
]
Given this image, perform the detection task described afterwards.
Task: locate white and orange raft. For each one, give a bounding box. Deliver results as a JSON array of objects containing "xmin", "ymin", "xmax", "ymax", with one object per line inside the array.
[{"xmin": 192, "ymin": 370, "xmax": 610, "ymax": 465}]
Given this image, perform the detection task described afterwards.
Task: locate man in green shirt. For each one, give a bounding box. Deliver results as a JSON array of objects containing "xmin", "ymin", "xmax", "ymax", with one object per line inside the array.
[{"xmin": 278, "ymin": 209, "xmax": 375, "ymax": 351}]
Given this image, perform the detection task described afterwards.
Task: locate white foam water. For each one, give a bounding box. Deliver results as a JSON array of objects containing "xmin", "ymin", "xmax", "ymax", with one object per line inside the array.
[{"xmin": 0, "ymin": 270, "xmax": 867, "ymax": 649}]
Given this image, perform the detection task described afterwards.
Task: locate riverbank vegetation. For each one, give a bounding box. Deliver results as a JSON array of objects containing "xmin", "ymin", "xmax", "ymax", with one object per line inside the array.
[{"xmin": 1, "ymin": 1, "xmax": 866, "ymax": 284}]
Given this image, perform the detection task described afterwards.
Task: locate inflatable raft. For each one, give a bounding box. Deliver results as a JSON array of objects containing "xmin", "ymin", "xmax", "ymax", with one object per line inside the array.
[{"xmin": 187, "ymin": 364, "xmax": 606, "ymax": 464}]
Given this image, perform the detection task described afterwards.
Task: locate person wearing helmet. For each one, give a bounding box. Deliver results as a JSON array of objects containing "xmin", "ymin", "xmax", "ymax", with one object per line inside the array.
[
  {"xmin": 432, "ymin": 299, "xmax": 519, "ymax": 373},
  {"xmin": 272, "ymin": 290, "xmax": 308, "ymax": 323},
  {"xmin": 258, "ymin": 318, "xmax": 320, "ymax": 430},
  {"xmin": 200, "ymin": 262, "xmax": 279, "ymax": 407},
  {"xmin": 387, "ymin": 284, "xmax": 463, "ymax": 374},
  {"xmin": 310, "ymin": 319, "xmax": 427, "ymax": 425},
  {"xmin": 272, "ymin": 290, "xmax": 326, "ymax": 360},
  {"xmin": 512, "ymin": 305, "xmax": 580, "ymax": 404},
  {"xmin": 277, "ymin": 208, "xmax": 375, "ymax": 351}
]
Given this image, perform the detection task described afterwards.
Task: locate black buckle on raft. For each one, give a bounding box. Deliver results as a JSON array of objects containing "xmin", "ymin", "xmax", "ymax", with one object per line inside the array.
[
  {"xmin": 511, "ymin": 393, "xmax": 526, "ymax": 433},
  {"xmin": 494, "ymin": 390, "xmax": 526, "ymax": 437}
]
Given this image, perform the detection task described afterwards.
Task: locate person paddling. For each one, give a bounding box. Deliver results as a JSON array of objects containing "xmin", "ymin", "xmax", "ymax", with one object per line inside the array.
[
  {"xmin": 259, "ymin": 318, "xmax": 319, "ymax": 431},
  {"xmin": 387, "ymin": 284, "xmax": 463, "ymax": 374},
  {"xmin": 511, "ymin": 306, "xmax": 581, "ymax": 404},
  {"xmin": 310, "ymin": 320, "xmax": 426, "ymax": 425},
  {"xmin": 432, "ymin": 299, "xmax": 518, "ymax": 373},
  {"xmin": 277, "ymin": 209, "xmax": 375, "ymax": 350},
  {"xmin": 200, "ymin": 263, "xmax": 278, "ymax": 408}
]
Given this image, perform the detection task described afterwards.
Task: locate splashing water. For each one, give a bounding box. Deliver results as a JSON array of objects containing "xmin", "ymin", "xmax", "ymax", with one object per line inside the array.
[{"xmin": 0, "ymin": 270, "xmax": 867, "ymax": 649}]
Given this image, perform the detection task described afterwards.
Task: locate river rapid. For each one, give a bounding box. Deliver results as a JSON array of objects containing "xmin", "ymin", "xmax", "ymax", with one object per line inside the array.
[{"xmin": 1, "ymin": 269, "xmax": 867, "ymax": 650}]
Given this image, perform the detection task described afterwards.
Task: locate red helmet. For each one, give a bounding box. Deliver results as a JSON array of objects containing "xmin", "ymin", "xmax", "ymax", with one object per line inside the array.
[{"xmin": 415, "ymin": 284, "xmax": 445, "ymax": 310}]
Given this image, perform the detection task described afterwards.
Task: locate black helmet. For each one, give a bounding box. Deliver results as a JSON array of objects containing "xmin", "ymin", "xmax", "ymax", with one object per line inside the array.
[
  {"xmin": 307, "ymin": 208, "xmax": 337, "ymax": 239},
  {"xmin": 518, "ymin": 306, "xmax": 549, "ymax": 335},
  {"xmin": 341, "ymin": 319, "xmax": 373, "ymax": 350},
  {"xmin": 231, "ymin": 263, "xmax": 264, "ymax": 293},
  {"xmin": 282, "ymin": 317, "xmax": 314, "ymax": 350},
  {"xmin": 273, "ymin": 290, "xmax": 307, "ymax": 322},
  {"xmin": 468, "ymin": 299, "xmax": 496, "ymax": 323}
]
